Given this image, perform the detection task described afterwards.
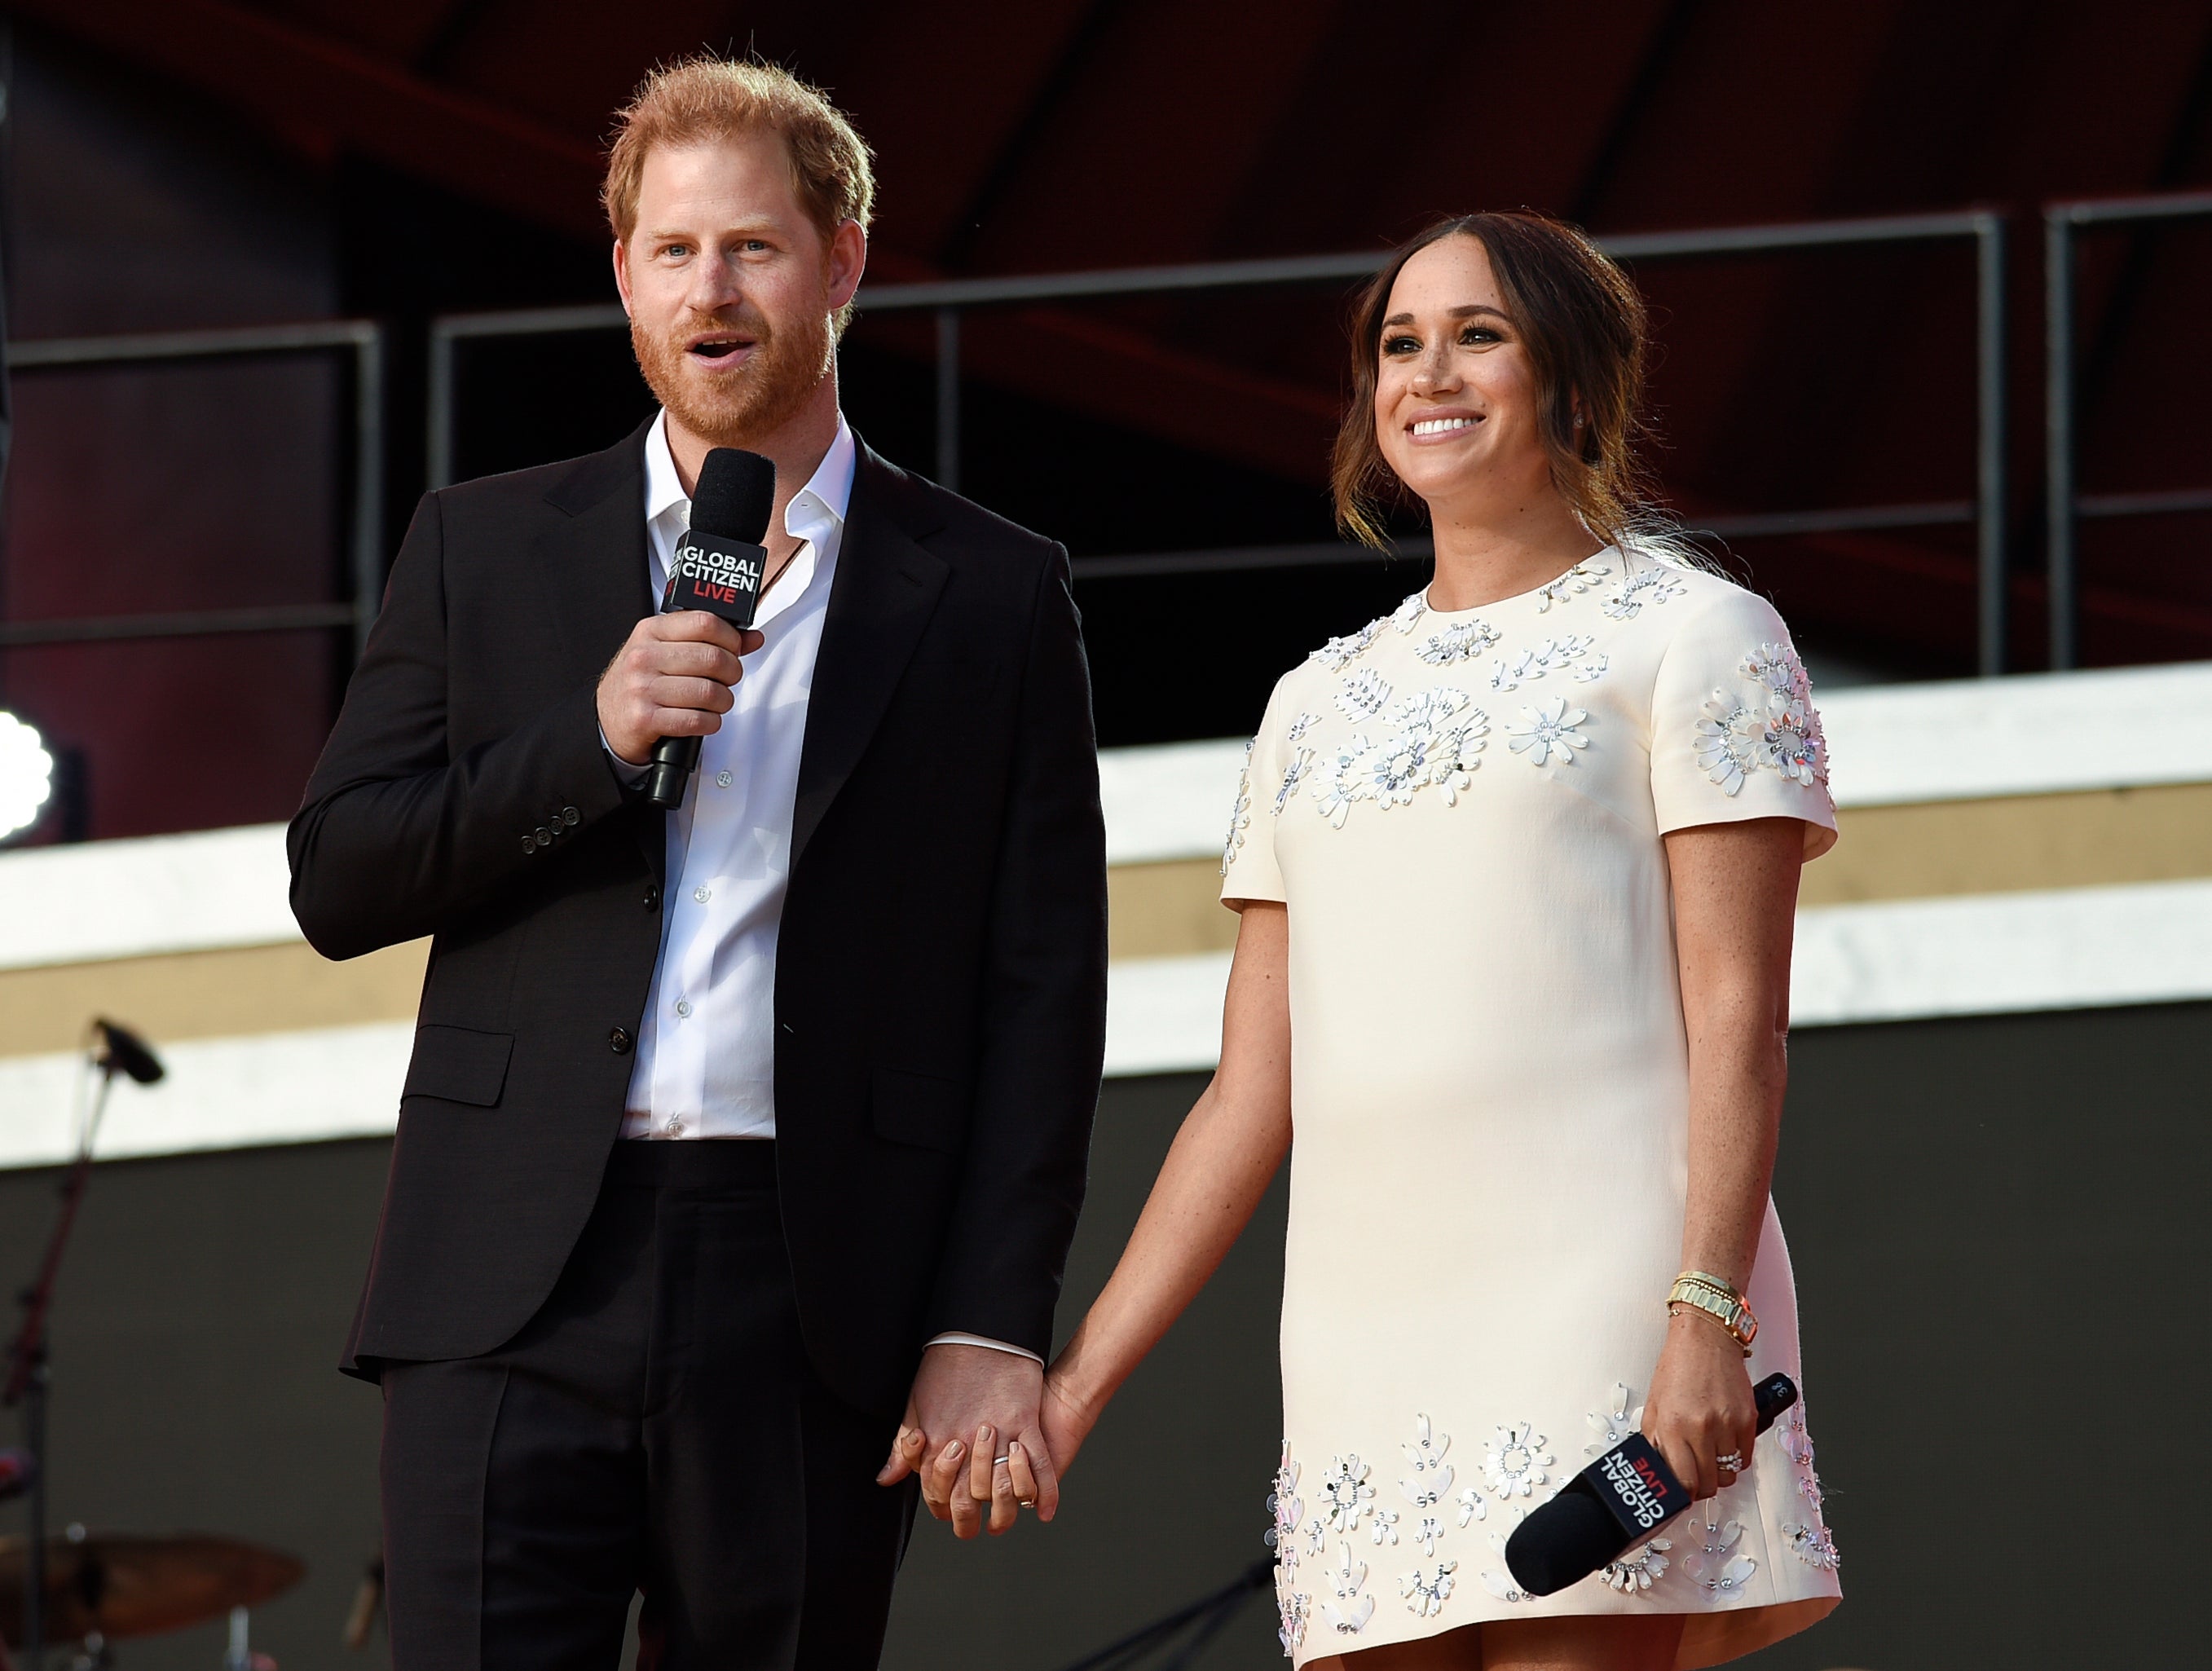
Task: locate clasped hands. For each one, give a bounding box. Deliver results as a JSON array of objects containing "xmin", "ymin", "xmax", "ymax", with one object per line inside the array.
[{"xmin": 874, "ymin": 1343, "xmax": 1094, "ymax": 1541}]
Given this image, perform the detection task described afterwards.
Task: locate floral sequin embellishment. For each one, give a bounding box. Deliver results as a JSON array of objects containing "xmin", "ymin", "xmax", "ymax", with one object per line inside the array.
[
  {"xmin": 1603, "ymin": 563, "xmax": 1688, "ymax": 620},
  {"xmin": 1489, "ymin": 635, "xmax": 1598, "ymax": 692},
  {"xmin": 1401, "ymin": 1561, "xmax": 1457, "ymax": 1618},
  {"xmin": 1276, "ymin": 1589, "xmax": 1310, "ymax": 1655},
  {"xmin": 1507, "ymin": 698, "xmax": 1591, "ymax": 766},
  {"xmin": 1535, "ymin": 560, "xmax": 1611, "ymax": 611},
  {"xmin": 1311, "ymin": 690, "xmax": 1488, "ymax": 826},
  {"xmin": 1390, "ymin": 592, "xmax": 1428, "ymax": 634},
  {"xmin": 1310, "ymin": 618, "xmax": 1382, "ymax": 670},
  {"xmin": 1782, "ymin": 1520, "xmax": 1841, "ymax": 1572},
  {"xmin": 1221, "ymin": 743, "xmax": 1254, "ymax": 875},
  {"xmin": 1483, "ymin": 1423, "xmax": 1555, "ymax": 1499},
  {"xmin": 1682, "ymin": 1517, "xmax": 1756, "ymax": 1598},
  {"xmin": 1337, "ymin": 668, "xmax": 1392, "ymax": 720},
  {"xmin": 1322, "ymin": 1541, "xmax": 1376, "ymax": 1634},
  {"xmin": 1694, "ymin": 643, "xmax": 1827, "ymax": 795},
  {"xmin": 1274, "ymin": 747, "xmax": 1316, "ymax": 817},
  {"xmin": 1267, "ymin": 1446, "xmax": 1303, "ymax": 1567},
  {"xmin": 1417, "ymin": 619, "xmax": 1501, "ymax": 666},
  {"xmin": 1603, "ymin": 1538, "xmax": 1672, "ymax": 1594},
  {"xmin": 1586, "ymin": 1383, "xmax": 1645, "ymax": 1457},
  {"xmin": 1318, "ymin": 1455, "xmax": 1377, "ymax": 1534}
]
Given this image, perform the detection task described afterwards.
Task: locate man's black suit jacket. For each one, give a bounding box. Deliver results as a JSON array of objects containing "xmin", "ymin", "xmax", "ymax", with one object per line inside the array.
[{"xmin": 289, "ymin": 419, "xmax": 1108, "ymax": 1419}]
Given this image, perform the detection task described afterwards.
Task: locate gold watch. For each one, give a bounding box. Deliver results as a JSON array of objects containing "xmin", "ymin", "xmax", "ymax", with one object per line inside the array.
[{"xmin": 1668, "ymin": 1270, "xmax": 1758, "ymax": 1354}]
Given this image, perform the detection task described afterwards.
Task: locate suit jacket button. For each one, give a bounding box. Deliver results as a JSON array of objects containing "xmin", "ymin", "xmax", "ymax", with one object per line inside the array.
[
  {"xmin": 609, "ymin": 1026, "xmax": 634, "ymax": 1055},
  {"xmin": 642, "ymin": 886, "xmax": 660, "ymax": 910},
  {"xmin": 522, "ymin": 833, "xmax": 538, "ymax": 853},
  {"xmin": 562, "ymin": 807, "xmax": 581, "ymax": 826},
  {"xmin": 535, "ymin": 826, "xmax": 553, "ymax": 845}
]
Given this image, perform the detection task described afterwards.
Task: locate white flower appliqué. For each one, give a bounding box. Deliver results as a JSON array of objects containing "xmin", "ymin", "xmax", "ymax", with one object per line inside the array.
[
  {"xmin": 1399, "ymin": 1413, "xmax": 1455, "ymax": 1510},
  {"xmin": 1417, "ymin": 619, "xmax": 1501, "ymax": 666},
  {"xmin": 1368, "ymin": 1506, "xmax": 1400, "ymax": 1547},
  {"xmin": 1782, "ymin": 1519, "xmax": 1841, "ymax": 1572},
  {"xmin": 1488, "ymin": 635, "xmax": 1597, "ymax": 691},
  {"xmin": 1602, "ymin": 563, "xmax": 1687, "ymax": 620},
  {"xmin": 1586, "ymin": 1383, "xmax": 1645, "ymax": 1457},
  {"xmin": 1682, "ymin": 1517, "xmax": 1756, "ymax": 1598},
  {"xmin": 1337, "ymin": 668, "xmax": 1392, "ymax": 720},
  {"xmin": 1507, "ymin": 698, "xmax": 1591, "ymax": 766},
  {"xmin": 1571, "ymin": 653, "xmax": 1610, "ymax": 683},
  {"xmin": 1479, "ymin": 1527, "xmax": 1531, "ymax": 1603},
  {"xmin": 1309, "ymin": 691, "xmax": 1488, "ymax": 824},
  {"xmin": 1286, "ymin": 711, "xmax": 1320, "ymax": 744},
  {"xmin": 1694, "ymin": 643, "xmax": 1827, "ymax": 795},
  {"xmin": 1222, "ymin": 743, "xmax": 1254, "ymax": 875},
  {"xmin": 1483, "ymin": 1423, "xmax": 1555, "ymax": 1499},
  {"xmin": 1535, "ymin": 560, "xmax": 1611, "ymax": 611},
  {"xmin": 1274, "ymin": 747, "xmax": 1316, "ymax": 817},
  {"xmin": 1603, "ymin": 1538, "xmax": 1672, "ymax": 1594},
  {"xmin": 1276, "ymin": 1589, "xmax": 1310, "ymax": 1656},
  {"xmin": 1412, "ymin": 1516, "xmax": 1445, "ymax": 1557},
  {"xmin": 1391, "ymin": 593, "xmax": 1428, "ymax": 634},
  {"xmin": 1322, "ymin": 1541, "xmax": 1375, "ymax": 1634},
  {"xmin": 1318, "ymin": 1454, "xmax": 1377, "ymax": 1535},
  {"xmin": 1456, "ymin": 1487, "xmax": 1487, "ymax": 1528},
  {"xmin": 1311, "ymin": 618, "xmax": 1383, "ymax": 670},
  {"xmin": 1267, "ymin": 1445, "xmax": 1303, "ymax": 1567},
  {"xmin": 1401, "ymin": 1560, "xmax": 1457, "ymax": 1618}
]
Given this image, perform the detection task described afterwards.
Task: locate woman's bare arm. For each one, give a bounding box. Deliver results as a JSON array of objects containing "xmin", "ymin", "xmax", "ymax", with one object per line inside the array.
[
  {"xmin": 1641, "ymin": 816, "xmax": 1803, "ymax": 1499},
  {"xmin": 1041, "ymin": 902, "xmax": 1293, "ymax": 1472}
]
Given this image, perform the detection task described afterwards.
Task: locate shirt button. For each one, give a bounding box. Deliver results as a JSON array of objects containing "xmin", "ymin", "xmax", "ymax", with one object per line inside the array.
[
  {"xmin": 642, "ymin": 887, "xmax": 660, "ymax": 910},
  {"xmin": 716, "ymin": 770, "xmax": 733, "ymax": 788},
  {"xmin": 675, "ymin": 999, "xmax": 692, "ymax": 1018},
  {"xmin": 693, "ymin": 886, "xmax": 712, "ymax": 903},
  {"xmin": 608, "ymin": 1026, "xmax": 634, "ymax": 1055},
  {"xmin": 664, "ymin": 1114, "xmax": 685, "ymax": 1137}
]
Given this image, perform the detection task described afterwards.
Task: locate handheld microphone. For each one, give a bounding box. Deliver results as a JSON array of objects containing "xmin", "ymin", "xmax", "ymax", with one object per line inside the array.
[
  {"xmin": 1503, "ymin": 1373, "xmax": 1797, "ymax": 1598},
  {"xmin": 94, "ymin": 1017, "xmax": 165, "ymax": 1084},
  {"xmin": 0, "ymin": 1445, "xmax": 35, "ymax": 1502},
  {"xmin": 643, "ymin": 447, "xmax": 777, "ymax": 811}
]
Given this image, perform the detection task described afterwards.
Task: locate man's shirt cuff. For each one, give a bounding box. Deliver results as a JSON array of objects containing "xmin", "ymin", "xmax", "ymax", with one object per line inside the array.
[
  {"xmin": 601, "ymin": 727, "xmax": 652, "ymax": 786},
  {"xmin": 925, "ymin": 1332, "xmax": 1043, "ymax": 1365}
]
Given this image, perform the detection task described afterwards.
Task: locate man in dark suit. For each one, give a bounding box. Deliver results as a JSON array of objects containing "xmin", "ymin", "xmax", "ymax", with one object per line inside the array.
[{"xmin": 289, "ymin": 58, "xmax": 1105, "ymax": 1670}]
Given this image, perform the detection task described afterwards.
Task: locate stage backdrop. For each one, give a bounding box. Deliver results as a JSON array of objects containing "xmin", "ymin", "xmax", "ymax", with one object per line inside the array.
[{"xmin": 1, "ymin": 998, "xmax": 2205, "ymax": 1671}]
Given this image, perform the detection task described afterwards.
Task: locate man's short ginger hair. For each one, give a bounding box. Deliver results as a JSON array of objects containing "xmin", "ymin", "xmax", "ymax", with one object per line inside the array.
[{"xmin": 602, "ymin": 57, "xmax": 876, "ymax": 246}]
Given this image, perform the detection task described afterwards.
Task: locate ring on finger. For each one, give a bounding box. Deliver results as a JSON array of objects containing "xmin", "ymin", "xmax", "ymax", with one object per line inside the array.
[{"xmin": 1715, "ymin": 1449, "xmax": 1746, "ymax": 1472}]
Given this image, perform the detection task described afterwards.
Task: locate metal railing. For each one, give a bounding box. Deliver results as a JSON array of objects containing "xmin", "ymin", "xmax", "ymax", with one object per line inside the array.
[
  {"xmin": 2, "ymin": 320, "xmax": 386, "ymax": 661},
  {"xmin": 429, "ymin": 210, "xmax": 2012, "ymax": 669},
  {"xmin": 2044, "ymin": 187, "xmax": 2212, "ymax": 669},
  {"xmin": 11, "ymin": 193, "xmax": 2212, "ymax": 679}
]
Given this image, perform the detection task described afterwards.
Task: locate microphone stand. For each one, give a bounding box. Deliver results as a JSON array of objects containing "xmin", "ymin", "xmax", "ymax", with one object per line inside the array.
[{"xmin": 4, "ymin": 1034, "xmax": 128, "ymax": 1668}]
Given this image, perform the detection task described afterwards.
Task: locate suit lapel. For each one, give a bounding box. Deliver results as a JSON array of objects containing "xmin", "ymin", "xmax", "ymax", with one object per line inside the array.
[
  {"xmin": 791, "ymin": 443, "xmax": 950, "ymax": 871},
  {"xmin": 542, "ymin": 417, "xmax": 663, "ymax": 880}
]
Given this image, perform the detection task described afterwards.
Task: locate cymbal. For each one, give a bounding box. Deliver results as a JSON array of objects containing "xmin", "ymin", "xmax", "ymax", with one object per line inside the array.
[{"xmin": 0, "ymin": 1532, "xmax": 304, "ymax": 1647}]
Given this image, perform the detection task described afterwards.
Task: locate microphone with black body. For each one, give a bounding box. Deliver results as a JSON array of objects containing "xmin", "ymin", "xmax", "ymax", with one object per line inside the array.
[
  {"xmin": 1503, "ymin": 1372, "xmax": 1798, "ymax": 1597},
  {"xmin": 642, "ymin": 447, "xmax": 778, "ymax": 812}
]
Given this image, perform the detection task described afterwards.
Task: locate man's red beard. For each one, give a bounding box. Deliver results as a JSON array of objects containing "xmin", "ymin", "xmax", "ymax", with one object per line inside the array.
[{"xmin": 631, "ymin": 303, "xmax": 832, "ymax": 448}]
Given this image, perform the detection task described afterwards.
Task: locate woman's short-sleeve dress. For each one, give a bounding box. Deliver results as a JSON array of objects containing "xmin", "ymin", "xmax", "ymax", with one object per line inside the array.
[{"xmin": 1220, "ymin": 553, "xmax": 1843, "ymax": 1668}]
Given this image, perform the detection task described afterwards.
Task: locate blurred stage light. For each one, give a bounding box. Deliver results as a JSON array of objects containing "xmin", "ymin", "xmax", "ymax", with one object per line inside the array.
[{"xmin": 0, "ymin": 710, "xmax": 56, "ymax": 841}]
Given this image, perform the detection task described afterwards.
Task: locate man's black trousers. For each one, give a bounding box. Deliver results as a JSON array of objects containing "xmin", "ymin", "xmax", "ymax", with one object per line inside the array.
[{"xmin": 379, "ymin": 1140, "xmax": 919, "ymax": 1670}]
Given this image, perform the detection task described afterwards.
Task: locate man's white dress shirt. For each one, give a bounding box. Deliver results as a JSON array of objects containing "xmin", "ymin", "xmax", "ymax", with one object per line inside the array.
[{"xmin": 612, "ymin": 409, "xmax": 1033, "ymax": 1362}]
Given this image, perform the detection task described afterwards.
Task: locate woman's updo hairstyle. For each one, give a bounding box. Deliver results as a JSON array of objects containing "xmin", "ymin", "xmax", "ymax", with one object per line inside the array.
[{"xmin": 1331, "ymin": 210, "xmax": 1658, "ymax": 553}]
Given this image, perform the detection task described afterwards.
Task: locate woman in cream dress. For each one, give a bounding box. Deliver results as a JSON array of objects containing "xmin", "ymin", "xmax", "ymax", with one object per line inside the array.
[{"xmin": 1039, "ymin": 214, "xmax": 1843, "ymax": 1670}]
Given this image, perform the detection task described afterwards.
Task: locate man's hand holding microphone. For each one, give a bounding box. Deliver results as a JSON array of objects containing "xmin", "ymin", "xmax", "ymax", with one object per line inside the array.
[{"xmin": 596, "ymin": 448, "xmax": 777, "ymax": 800}]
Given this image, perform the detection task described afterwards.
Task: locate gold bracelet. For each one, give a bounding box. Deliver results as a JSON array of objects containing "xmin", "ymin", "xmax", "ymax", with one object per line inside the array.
[{"xmin": 1668, "ymin": 1272, "xmax": 1758, "ymax": 1354}]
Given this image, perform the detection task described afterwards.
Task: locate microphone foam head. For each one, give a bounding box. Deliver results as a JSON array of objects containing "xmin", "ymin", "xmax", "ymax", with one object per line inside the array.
[
  {"xmin": 1504, "ymin": 1486, "xmax": 1628, "ymax": 1598},
  {"xmin": 690, "ymin": 448, "xmax": 776, "ymax": 543}
]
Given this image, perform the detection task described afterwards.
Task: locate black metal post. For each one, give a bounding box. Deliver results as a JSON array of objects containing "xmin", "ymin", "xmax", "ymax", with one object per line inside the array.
[
  {"xmin": 350, "ymin": 326, "xmax": 386, "ymax": 665},
  {"xmin": 934, "ymin": 306, "xmax": 960, "ymax": 492},
  {"xmin": 1974, "ymin": 213, "xmax": 2007, "ymax": 677},
  {"xmin": 22, "ymin": 1361, "xmax": 44, "ymax": 1666},
  {"xmin": 2045, "ymin": 209, "xmax": 2077, "ymax": 672}
]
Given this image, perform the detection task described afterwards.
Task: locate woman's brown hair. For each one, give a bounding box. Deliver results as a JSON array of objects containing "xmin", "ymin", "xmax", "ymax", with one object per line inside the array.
[{"xmin": 1331, "ymin": 211, "xmax": 1655, "ymax": 552}]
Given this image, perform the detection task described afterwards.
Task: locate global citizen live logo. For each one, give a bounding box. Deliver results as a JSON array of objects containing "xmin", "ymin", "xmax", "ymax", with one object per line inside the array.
[
  {"xmin": 667, "ymin": 531, "xmax": 765, "ymax": 618},
  {"xmin": 1598, "ymin": 1447, "xmax": 1675, "ymax": 1530}
]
